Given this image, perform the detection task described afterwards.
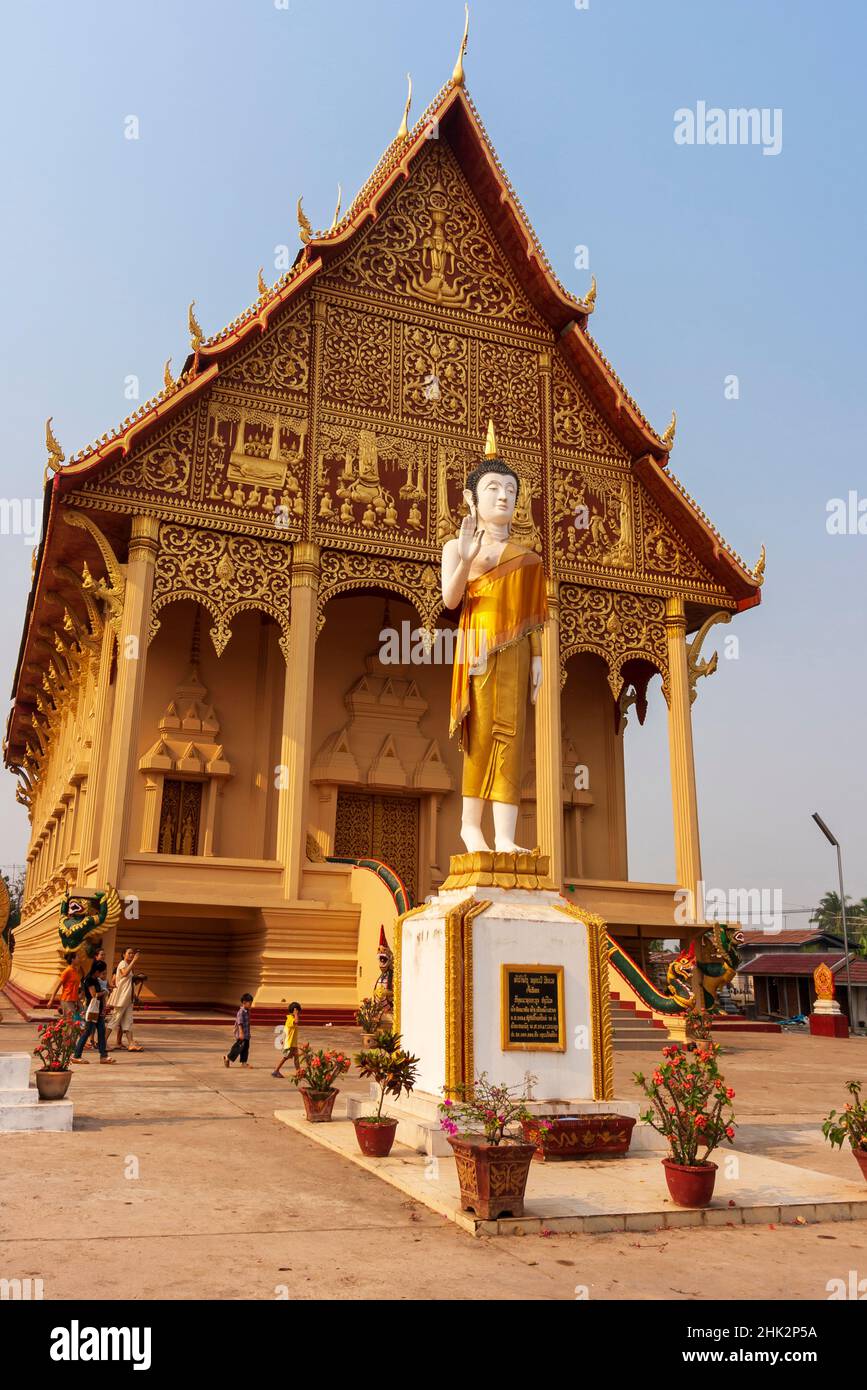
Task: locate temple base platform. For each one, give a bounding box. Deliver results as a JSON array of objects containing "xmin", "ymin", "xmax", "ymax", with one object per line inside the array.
[{"xmin": 275, "ymin": 1105, "xmax": 867, "ymax": 1237}]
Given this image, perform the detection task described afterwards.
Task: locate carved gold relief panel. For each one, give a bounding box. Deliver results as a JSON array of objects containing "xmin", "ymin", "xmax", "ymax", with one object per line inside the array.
[
  {"xmin": 317, "ymin": 549, "xmax": 442, "ymax": 634},
  {"xmin": 315, "ymin": 418, "xmax": 430, "ymax": 545},
  {"xmin": 75, "ymin": 408, "xmax": 197, "ymax": 509},
  {"xmin": 477, "ymin": 340, "xmax": 540, "ymax": 442},
  {"xmin": 203, "ymin": 400, "xmax": 306, "ymax": 534},
  {"xmin": 554, "ymin": 464, "xmax": 634, "ymax": 572},
  {"xmin": 639, "ymin": 492, "xmax": 715, "ymax": 586},
  {"xmin": 559, "ymin": 584, "xmax": 669, "ymax": 700},
  {"xmin": 220, "ymin": 302, "xmax": 310, "ymax": 397},
  {"xmin": 552, "ymin": 358, "xmax": 628, "ymax": 460},
  {"xmin": 320, "ymin": 142, "xmax": 547, "ymax": 333},
  {"xmin": 150, "ymin": 522, "xmax": 292, "ymax": 660},
  {"xmin": 402, "ymin": 323, "xmax": 468, "ymax": 425},
  {"xmin": 321, "ymin": 302, "xmax": 393, "ymax": 413}
]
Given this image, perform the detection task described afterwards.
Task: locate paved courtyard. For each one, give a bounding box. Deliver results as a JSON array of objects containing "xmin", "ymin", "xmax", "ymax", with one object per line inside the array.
[{"xmin": 1, "ymin": 1008, "xmax": 866, "ymax": 1301}]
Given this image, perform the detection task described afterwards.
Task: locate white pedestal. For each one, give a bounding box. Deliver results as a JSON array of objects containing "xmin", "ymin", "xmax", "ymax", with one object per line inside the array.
[
  {"xmin": 0, "ymin": 1053, "xmax": 73, "ymax": 1133},
  {"xmin": 398, "ymin": 879, "xmax": 600, "ymax": 1102}
]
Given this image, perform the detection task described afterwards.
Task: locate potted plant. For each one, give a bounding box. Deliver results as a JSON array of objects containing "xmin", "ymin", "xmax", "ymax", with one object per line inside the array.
[
  {"xmin": 353, "ymin": 1030, "xmax": 419, "ymax": 1157},
  {"xmin": 439, "ymin": 1074, "xmax": 540, "ymax": 1220},
  {"xmin": 822, "ymin": 1080, "xmax": 867, "ymax": 1183},
  {"xmin": 355, "ymin": 994, "xmax": 390, "ymax": 1047},
  {"xmin": 291, "ymin": 1043, "xmax": 350, "ymax": 1122},
  {"xmin": 33, "ymin": 1018, "xmax": 80, "ymax": 1099},
  {"xmin": 635, "ymin": 1042, "xmax": 736, "ymax": 1207}
]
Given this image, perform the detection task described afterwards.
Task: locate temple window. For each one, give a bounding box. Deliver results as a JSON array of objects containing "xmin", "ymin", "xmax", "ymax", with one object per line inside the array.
[{"xmin": 138, "ymin": 613, "xmax": 232, "ymax": 858}]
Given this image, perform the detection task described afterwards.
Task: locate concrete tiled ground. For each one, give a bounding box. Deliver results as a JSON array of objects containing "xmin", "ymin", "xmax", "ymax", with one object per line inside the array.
[{"xmin": 2, "ymin": 1009, "xmax": 866, "ymax": 1300}]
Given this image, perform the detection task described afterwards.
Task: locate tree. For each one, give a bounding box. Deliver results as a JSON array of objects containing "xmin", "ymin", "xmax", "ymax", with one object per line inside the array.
[{"xmin": 811, "ymin": 890, "xmax": 867, "ymax": 957}]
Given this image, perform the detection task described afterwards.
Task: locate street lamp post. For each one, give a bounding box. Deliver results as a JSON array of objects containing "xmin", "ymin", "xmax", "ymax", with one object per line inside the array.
[{"xmin": 812, "ymin": 812, "xmax": 854, "ymax": 1016}]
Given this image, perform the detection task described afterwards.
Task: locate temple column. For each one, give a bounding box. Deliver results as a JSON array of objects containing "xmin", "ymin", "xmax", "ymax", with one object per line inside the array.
[
  {"xmin": 534, "ymin": 577, "xmax": 564, "ymax": 885},
  {"xmin": 276, "ymin": 541, "xmax": 320, "ymax": 901},
  {"xmin": 78, "ymin": 617, "xmax": 117, "ymax": 881},
  {"xmin": 97, "ymin": 515, "xmax": 160, "ymax": 900},
  {"xmin": 664, "ymin": 595, "xmax": 703, "ymax": 919}
]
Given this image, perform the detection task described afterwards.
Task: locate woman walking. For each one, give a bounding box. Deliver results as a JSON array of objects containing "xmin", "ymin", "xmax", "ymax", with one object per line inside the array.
[
  {"xmin": 71, "ymin": 962, "xmax": 116, "ymax": 1065},
  {"xmin": 108, "ymin": 947, "xmax": 143, "ymax": 1052}
]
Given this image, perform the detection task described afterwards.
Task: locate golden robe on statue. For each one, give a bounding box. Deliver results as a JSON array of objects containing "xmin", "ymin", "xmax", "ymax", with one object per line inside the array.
[{"xmin": 450, "ymin": 543, "xmax": 548, "ymax": 805}]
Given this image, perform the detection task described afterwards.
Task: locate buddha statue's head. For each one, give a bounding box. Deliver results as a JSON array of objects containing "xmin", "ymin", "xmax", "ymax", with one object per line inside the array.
[{"xmin": 463, "ymin": 456, "xmax": 520, "ymax": 530}]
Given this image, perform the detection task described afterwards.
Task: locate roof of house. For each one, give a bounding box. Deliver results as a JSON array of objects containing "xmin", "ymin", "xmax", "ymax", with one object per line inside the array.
[
  {"xmin": 739, "ymin": 930, "xmax": 832, "ymax": 947},
  {"xmin": 743, "ymin": 951, "xmax": 852, "ymax": 978}
]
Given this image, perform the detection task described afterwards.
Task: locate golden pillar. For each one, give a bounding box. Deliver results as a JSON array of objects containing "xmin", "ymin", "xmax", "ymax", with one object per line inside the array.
[
  {"xmin": 664, "ymin": 595, "xmax": 703, "ymax": 919},
  {"xmin": 77, "ymin": 617, "xmax": 118, "ymax": 881},
  {"xmin": 534, "ymin": 577, "xmax": 564, "ymax": 885},
  {"xmin": 97, "ymin": 515, "xmax": 160, "ymax": 911},
  {"xmin": 277, "ymin": 541, "xmax": 320, "ymax": 900}
]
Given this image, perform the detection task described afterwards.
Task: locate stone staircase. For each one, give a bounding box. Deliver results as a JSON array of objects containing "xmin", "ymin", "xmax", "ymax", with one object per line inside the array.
[{"xmin": 610, "ymin": 992, "xmax": 668, "ymax": 1050}]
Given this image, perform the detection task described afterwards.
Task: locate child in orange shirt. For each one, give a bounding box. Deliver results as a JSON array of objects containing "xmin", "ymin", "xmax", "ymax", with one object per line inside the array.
[{"xmin": 47, "ymin": 952, "xmax": 81, "ymax": 1020}]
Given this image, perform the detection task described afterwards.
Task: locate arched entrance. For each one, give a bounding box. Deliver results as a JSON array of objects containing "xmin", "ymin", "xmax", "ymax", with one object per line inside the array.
[{"xmin": 309, "ymin": 590, "xmax": 459, "ymax": 899}]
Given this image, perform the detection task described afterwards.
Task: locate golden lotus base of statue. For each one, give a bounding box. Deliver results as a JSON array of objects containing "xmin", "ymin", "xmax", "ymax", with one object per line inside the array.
[{"xmin": 439, "ymin": 848, "xmax": 556, "ymax": 892}]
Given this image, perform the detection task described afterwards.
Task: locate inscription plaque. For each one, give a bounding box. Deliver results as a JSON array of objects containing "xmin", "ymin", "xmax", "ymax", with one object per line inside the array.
[{"xmin": 500, "ymin": 964, "xmax": 565, "ymax": 1052}]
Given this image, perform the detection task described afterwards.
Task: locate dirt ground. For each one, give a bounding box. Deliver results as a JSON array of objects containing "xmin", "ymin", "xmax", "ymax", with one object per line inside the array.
[{"xmin": 1, "ymin": 1011, "xmax": 865, "ymax": 1301}]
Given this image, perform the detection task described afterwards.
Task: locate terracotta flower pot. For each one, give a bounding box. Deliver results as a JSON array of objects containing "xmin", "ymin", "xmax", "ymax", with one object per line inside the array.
[
  {"xmin": 853, "ymin": 1146, "xmax": 867, "ymax": 1184},
  {"xmin": 662, "ymin": 1158, "xmax": 718, "ymax": 1207},
  {"xmin": 300, "ymin": 1088, "xmax": 339, "ymax": 1123},
  {"xmin": 35, "ymin": 1070, "xmax": 72, "ymax": 1101},
  {"xmin": 354, "ymin": 1117, "xmax": 398, "ymax": 1157},
  {"xmin": 447, "ymin": 1135, "xmax": 536, "ymax": 1220},
  {"xmin": 521, "ymin": 1113, "xmax": 637, "ymax": 1161}
]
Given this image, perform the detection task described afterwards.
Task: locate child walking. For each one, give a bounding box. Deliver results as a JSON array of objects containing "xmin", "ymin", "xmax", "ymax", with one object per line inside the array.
[
  {"xmin": 71, "ymin": 962, "xmax": 116, "ymax": 1065},
  {"xmin": 272, "ymin": 1001, "xmax": 302, "ymax": 1078},
  {"xmin": 224, "ymin": 993, "xmax": 253, "ymax": 1068}
]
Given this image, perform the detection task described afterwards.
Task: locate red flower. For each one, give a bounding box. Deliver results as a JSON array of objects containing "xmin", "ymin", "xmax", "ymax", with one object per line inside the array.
[
  {"xmin": 726, "ymin": 1088, "xmax": 735, "ymax": 1099},
  {"xmin": 726, "ymin": 1126, "xmax": 735, "ymax": 1139}
]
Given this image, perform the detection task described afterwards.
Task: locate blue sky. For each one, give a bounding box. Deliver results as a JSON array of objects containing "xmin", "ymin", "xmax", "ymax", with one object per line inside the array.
[{"xmin": 0, "ymin": 0, "xmax": 864, "ymax": 917}]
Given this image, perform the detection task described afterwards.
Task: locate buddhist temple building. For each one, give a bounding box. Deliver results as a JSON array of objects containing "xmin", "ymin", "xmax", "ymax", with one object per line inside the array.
[{"xmin": 3, "ymin": 48, "xmax": 762, "ymax": 1022}]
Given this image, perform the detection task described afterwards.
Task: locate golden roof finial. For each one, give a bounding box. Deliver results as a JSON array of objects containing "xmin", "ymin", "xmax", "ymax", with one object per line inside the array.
[
  {"xmin": 754, "ymin": 543, "xmax": 766, "ymax": 585},
  {"xmin": 661, "ymin": 410, "xmax": 677, "ymax": 448},
  {"xmin": 583, "ymin": 275, "xmax": 597, "ymax": 312},
  {"xmin": 329, "ymin": 184, "xmax": 342, "ymax": 233},
  {"xmin": 484, "ymin": 418, "xmax": 498, "ymax": 458},
  {"xmin": 452, "ymin": 4, "xmax": 469, "ymax": 87},
  {"xmin": 297, "ymin": 196, "xmax": 313, "ymax": 245},
  {"xmin": 397, "ymin": 73, "xmax": 413, "ymax": 140},
  {"xmin": 45, "ymin": 417, "xmax": 65, "ymax": 474},
  {"xmin": 188, "ymin": 301, "xmax": 203, "ymax": 351},
  {"xmin": 163, "ymin": 358, "xmax": 175, "ymax": 390},
  {"xmin": 257, "ymin": 266, "xmax": 268, "ymax": 297}
]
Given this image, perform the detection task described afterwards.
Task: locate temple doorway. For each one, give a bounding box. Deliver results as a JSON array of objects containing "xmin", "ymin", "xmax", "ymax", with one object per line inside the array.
[{"xmin": 334, "ymin": 789, "xmax": 420, "ymax": 900}]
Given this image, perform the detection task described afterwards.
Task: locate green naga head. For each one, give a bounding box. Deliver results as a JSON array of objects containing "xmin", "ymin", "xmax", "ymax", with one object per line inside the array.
[{"xmin": 59, "ymin": 885, "xmax": 122, "ymax": 966}]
